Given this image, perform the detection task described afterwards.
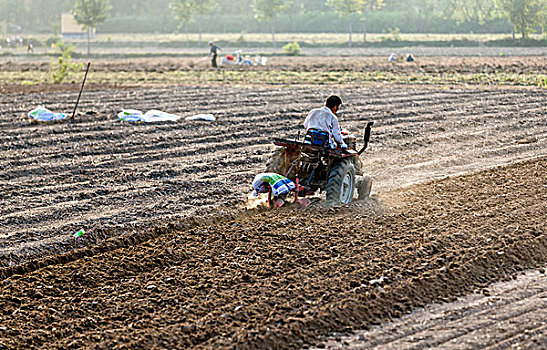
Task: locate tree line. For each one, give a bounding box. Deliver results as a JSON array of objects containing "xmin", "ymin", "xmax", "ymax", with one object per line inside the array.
[{"xmin": 1, "ymin": 0, "xmax": 546, "ymax": 41}]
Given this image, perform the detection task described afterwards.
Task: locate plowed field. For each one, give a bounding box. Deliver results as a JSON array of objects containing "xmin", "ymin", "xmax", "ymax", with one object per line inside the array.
[
  {"xmin": 1, "ymin": 85, "xmax": 545, "ymax": 268},
  {"xmin": 1, "ymin": 56, "xmax": 546, "ymax": 93},
  {"xmin": 0, "ymin": 155, "xmax": 546, "ymax": 349},
  {"xmin": 1, "ymin": 56, "xmax": 546, "ymax": 348},
  {"xmin": 318, "ymin": 266, "xmax": 547, "ymax": 349},
  {"xmin": 2, "ymin": 56, "xmax": 545, "ymax": 74}
]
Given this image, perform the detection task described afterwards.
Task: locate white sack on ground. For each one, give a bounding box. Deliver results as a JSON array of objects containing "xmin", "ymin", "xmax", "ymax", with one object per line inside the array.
[
  {"xmin": 118, "ymin": 109, "xmax": 182, "ymax": 123},
  {"xmin": 185, "ymin": 114, "xmax": 216, "ymax": 122},
  {"xmin": 28, "ymin": 106, "xmax": 67, "ymax": 122}
]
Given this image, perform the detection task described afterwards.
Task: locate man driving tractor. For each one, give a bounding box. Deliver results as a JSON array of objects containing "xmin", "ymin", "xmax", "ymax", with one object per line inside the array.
[
  {"xmin": 304, "ymin": 95, "xmax": 347, "ymax": 149},
  {"xmin": 257, "ymin": 94, "xmax": 374, "ymax": 208}
]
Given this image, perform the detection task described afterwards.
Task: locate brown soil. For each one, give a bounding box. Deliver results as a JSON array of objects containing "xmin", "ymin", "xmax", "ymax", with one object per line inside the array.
[
  {"xmin": 0, "ymin": 156, "xmax": 545, "ymax": 349},
  {"xmin": 0, "ymin": 83, "xmax": 130, "ymax": 95},
  {"xmin": 0, "ymin": 68, "xmax": 546, "ymax": 349},
  {"xmin": 1, "ymin": 56, "xmax": 543, "ymax": 94},
  {"xmin": 1, "ymin": 85, "xmax": 546, "ymax": 269},
  {"xmin": 1, "ymin": 56, "xmax": 545, "ymax": 74},
  {"xmin": 317, "ymin": 267, "xmax": 547, "ymax": 349}
]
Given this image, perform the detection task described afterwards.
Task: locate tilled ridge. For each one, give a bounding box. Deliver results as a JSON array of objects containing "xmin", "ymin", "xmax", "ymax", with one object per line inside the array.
[
  {"xmin": 1, "ymin": 85, "xmax": 546, "ymax": 269},
  {"xmin": 0, "ymin": 157, "xmax": 545, "ymax": 349},
  {"xmin": 317, "ymin": 267, "xmax": 547, "ymax": 349}
]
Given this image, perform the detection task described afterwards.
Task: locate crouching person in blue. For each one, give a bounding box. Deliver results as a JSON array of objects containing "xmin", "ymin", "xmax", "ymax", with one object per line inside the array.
[
  {"xmin": 252, "ymin": 173, "xmax": 295, "ymax": 208},
  {"xmin": 252, "ymin": 173, "xmax": 311, "ymax": 209}
]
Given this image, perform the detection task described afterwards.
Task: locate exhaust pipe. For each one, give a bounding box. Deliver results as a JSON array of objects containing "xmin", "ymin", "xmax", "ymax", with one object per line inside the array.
[{"xmin": 357, "ymin": 121, "xmax": 374, "ymax": 155}]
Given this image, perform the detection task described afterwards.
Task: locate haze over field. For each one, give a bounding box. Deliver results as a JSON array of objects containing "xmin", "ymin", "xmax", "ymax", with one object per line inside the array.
[
  {"xmin": 1, "ymin": 0, "xmax": 546, "ymax": 38},
  {"xmin": 0, "ymin": 2, "xmax": 546, "ymax": 350}
]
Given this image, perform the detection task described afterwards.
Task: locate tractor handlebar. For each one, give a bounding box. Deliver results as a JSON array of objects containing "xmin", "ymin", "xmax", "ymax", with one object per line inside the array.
[{"xmin": 357, "ymin": 121, "xmax": 374, "ymax": 156}]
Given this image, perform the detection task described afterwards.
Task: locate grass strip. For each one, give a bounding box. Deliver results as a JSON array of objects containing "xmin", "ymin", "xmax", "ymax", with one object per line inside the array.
[{"xmin": 1, "ymin": 70, "xmax": 546, "ymax": 88}]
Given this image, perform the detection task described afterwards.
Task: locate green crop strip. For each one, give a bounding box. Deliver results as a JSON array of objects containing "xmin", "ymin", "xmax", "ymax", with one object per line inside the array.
[{"xmin": 0, "ymin": 70, "xmax": 545, "ymax": 88}]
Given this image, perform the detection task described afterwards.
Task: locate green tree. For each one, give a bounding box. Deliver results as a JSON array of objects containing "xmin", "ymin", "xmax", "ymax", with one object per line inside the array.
[
  {"xmin": 0, "ymin": 0, "xmax": 76, "ymax": 32},
  {"xmin": 50, "ymin": 47, "xmax": 84, "ymax": 83},
  {"xmin": 495, "ymin": 0, "xmax": 546, "ymax": 39},
  {"xmin": 326, "ymin": 0, "xmax": 362, "ymax": 47},
  {"xmin": 170, "ymin": 0, "xmax": 196, "ymax": 46},
  {"xmin": 443, "ymin": 0, "xmax": 497, "ymax": 25},
  {"xmin": 195, "ymin": 0, "xmax": 215, "ymax": 45},
  {"xmin": 72, "ymin": 0, "xmax": 111, "ymax": 55},
  {"xmin": 361, "ymin": 0, "xmax": 385, "ymax": 42},
  {"xmin": 216, "ymin": 0, "xmax": 254, "ymax": 16},
  {"xmin": 535, "ymin": 0, "xmax": 547, "ymax": 36},
  {"xmin": 0, "ymin": 0, "xmax": 28, "ymax": 31},
  {"xmin": 252, "ymin": 0, "xmax": 288, "ymax": 48}
]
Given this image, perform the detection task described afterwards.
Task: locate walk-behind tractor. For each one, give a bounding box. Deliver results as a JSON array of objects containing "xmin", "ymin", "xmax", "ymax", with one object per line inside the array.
[{"xmin": 264, "ymin": 122, "xmax": 374, "ymax": 206}]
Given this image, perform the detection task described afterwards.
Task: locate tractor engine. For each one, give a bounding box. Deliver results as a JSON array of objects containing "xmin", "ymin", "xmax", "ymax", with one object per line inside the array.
[{"xmin": 341, "ymin": 130, "xmax": 357, "ymax": 150}]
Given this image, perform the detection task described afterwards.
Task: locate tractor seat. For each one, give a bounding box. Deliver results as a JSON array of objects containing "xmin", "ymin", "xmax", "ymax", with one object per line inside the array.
[{"xmin": 304, "ymin": 129, "xmax": 330, "ymax": 148}]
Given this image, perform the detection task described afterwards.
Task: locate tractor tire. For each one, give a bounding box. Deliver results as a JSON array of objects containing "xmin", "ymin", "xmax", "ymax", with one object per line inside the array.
[
  {"xmin": 354, "ymin": 156, "xmax": 365, "ymax": 176},
  {"xmin": 326, "ymin": 159, "xmax": 356, "ymax": 206},
  {"xmin": 265, "ymin": 147, "xmax": 286, "ymax": 175},
  {"xmin": 357, "ymin": 175, "xmax": 373, "ymax": 200}
]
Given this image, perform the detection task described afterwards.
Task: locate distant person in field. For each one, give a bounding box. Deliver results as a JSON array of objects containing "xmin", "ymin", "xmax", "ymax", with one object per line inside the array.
[
  {"xmin": 209, "ymin": 41, "xmax": 222, "ymax": 68},
  {"xmin": 304, "ymin": 95, "xmax": 347, "ymax": 149}
]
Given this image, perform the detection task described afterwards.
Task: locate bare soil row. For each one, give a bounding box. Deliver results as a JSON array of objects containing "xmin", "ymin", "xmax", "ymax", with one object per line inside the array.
[
  {"xmin": 0, "ymin": 156, "xmax": 545, "ymax": 349},
  {"xmin": 1, "ymin": 85, "xmax": 546, "ymax": 269},
  {"xmin": 2, "ymin": 56, "xmax": 546, "ymax": 74},
  {"xmin": 318, "ymin": 266, "xmax": 547, "ymax": 349}
]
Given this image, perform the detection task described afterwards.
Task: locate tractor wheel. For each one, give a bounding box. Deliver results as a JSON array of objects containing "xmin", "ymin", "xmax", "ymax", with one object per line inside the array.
[
  {"xmin": 357, "ymin": 175, "xmax": 373, "ymax": 200},
  {"xmin": 326, "ymin": 159, "xmax": 356, "ymax": 206},
  {"xmin": 265, "ymin": 147, "xmax": 286, "ymax": 174},
  {"xmin": 354, "ymin": 156, "xmax": 365, "ymax": 176}
]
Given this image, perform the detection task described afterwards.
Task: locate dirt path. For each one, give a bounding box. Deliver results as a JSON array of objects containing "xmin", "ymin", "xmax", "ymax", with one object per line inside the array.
[
  {"xmin": 2, "ymin": 56, "xmax": 545, "ymax": 74},
  {"xmin": 0, "ymin": 156, "xmax": 545, "ymax": 349},
  {"xmin": 1, "ymin": 85, "xmax": 546, "ymax": 268},
  {"xmin": 1, "ymin": 56, "xmax": 544, "ymax": 93},
  {"xmin": 1, "ymin": 47, "xmax": 546, "ymax": 64},
  {"xmin": 316, "ymin": 267, "xmax": 547, "ymax": 349}
]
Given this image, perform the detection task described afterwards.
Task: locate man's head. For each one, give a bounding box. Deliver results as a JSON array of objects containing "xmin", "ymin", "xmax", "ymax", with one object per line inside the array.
[
  {"xmin": 208, "ymin": 40, "xmax": 213, "ymax": 46},
  {"xmin": 325, "ymin": 95, "xmax": 343, "ymax": 114}
]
